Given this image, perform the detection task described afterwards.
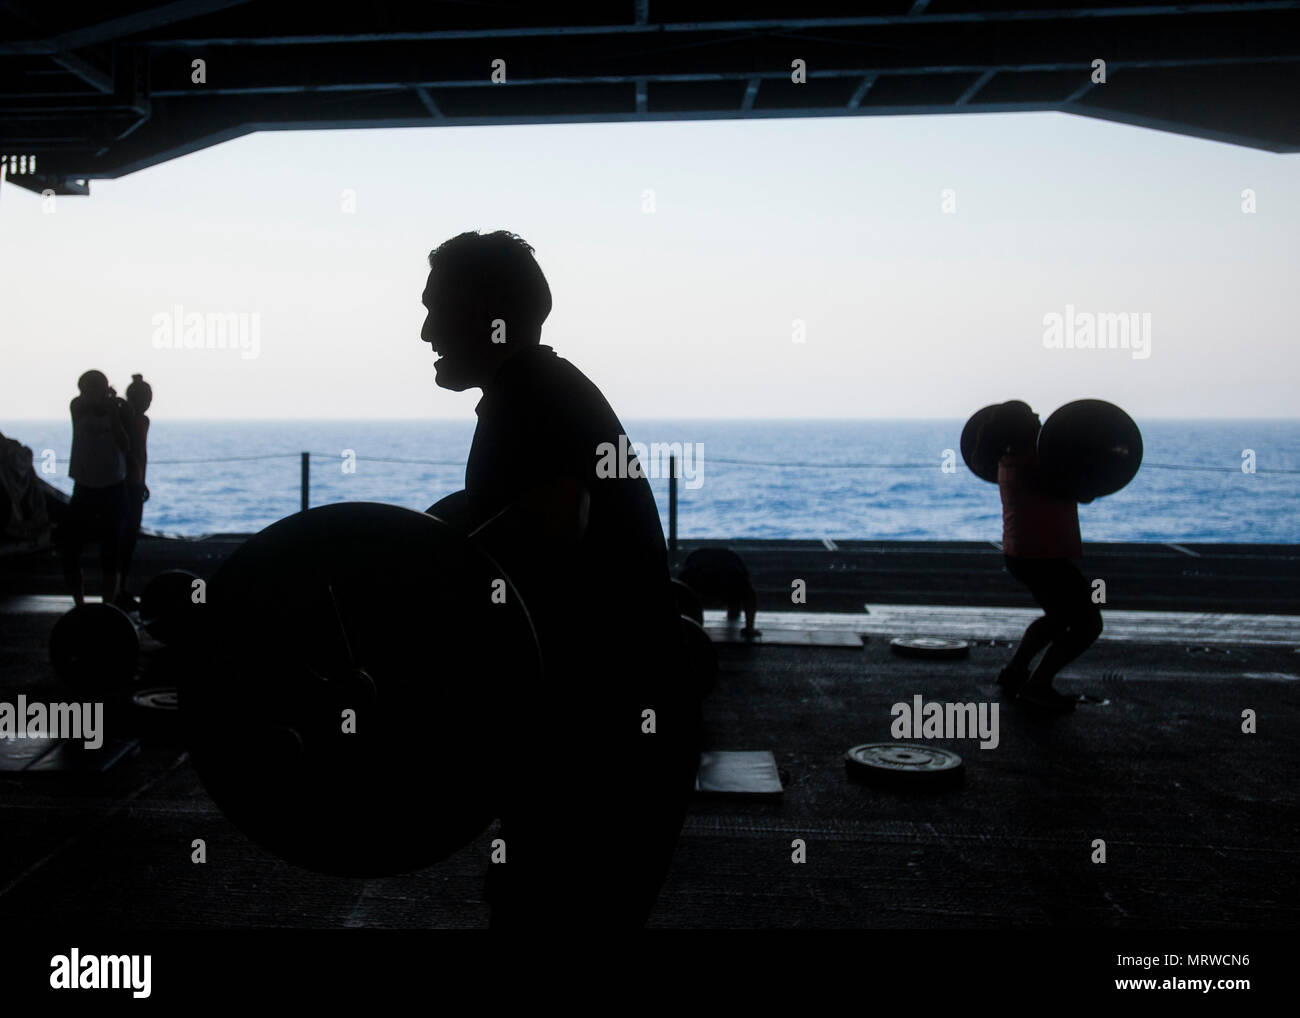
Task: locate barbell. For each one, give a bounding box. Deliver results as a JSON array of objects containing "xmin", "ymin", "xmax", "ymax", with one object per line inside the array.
[
  {"xmin": 48, "ymin": 569, "xmax": 206, "ymax": 693},
  {"xmin": 960, "ymin": 398, "xmax": 1143, "ymax": 501},
  {"xmin": 175, "ymin": 500, "xmax": 713, "ymax": 878}
]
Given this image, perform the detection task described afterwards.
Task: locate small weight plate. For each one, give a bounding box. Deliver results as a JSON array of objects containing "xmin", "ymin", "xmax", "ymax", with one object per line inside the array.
[
  {"xmin": 131, "ymin": 687, "xmax": 179, "ymax": 711},
  {"xmin": 845, "ymin": 742, "xmax": 964, "ymax": 788},
  {"xmin": 889, "ymin": 637, "xmax": 971, "ymax": 660}
]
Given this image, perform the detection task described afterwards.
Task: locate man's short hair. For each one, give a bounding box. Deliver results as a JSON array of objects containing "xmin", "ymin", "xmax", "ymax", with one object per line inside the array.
[
  {"xmin": 77, "ymin": 369, "xmax": 108, "ymax": 394},
  {"xmin": 427, "ymin": 230, "xmax": 552, "ymax": 342}
]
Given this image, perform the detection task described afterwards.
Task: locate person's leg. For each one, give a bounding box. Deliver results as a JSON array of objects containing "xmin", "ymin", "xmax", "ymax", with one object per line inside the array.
[
  {"xmin": 1004, "ymin": 614, "xmax": 1056, "ymax": 676},
  {"xmin": 741, "ymin": 584, "xmax": 759, "ymax": 634},
  {"xmin": 1029, "ymin": 601, "xmax": 1102, "ymax": 687},
  {"xmin": 119, "ymin": 483, "xmax": 144, "ymax": 600},
  {"xmin": 1001, "ymin": 556, "xmax": 1066, "ymax": 690},
  {"xmin": 60, "ymin": 485, "xmax": 89, "ymax": 607},
  {"xmin": 96, "ymin": 483, "xmax": 125, "ymax": 604},
  {"xmin": 487, "ymin": 659, "xmax": 699, "ymax": 930},
  {"xmin": 1020, "ymin": 561, "xmax": 1100, "ymax": 707},
  {"xmin": 60, "ymin": 540, "xmax": 86, "ymax": 607}
]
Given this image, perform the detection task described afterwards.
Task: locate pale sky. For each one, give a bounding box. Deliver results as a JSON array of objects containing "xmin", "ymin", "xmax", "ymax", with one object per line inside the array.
[{"xmin": 1, "ymin": 111, "xmax": 1296, "ymax": 419}]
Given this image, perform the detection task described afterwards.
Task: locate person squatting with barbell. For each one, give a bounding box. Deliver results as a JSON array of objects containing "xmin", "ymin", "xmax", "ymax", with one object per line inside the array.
[
  {"xmin": 969, "ymin": 400, "xmax": 1112, "ymax": 712},
  {"xmin": 418, "ymin": 231, "xmax": 703, "ymax": 927}
]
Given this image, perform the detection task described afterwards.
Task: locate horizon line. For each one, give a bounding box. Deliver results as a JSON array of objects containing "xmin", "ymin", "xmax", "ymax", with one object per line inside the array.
[{"xmin": 5, "ymin": 415, "xmax": 1300, "ymax": 423}]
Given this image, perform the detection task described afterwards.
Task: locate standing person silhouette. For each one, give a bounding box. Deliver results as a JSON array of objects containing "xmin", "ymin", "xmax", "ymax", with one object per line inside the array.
[
  {"xmin": 984, "ymin": 401, "xmax": 1102, "ymax": 712},
  {"xmin": 61, "ymin": 370, "xmax": 130, "ymax": 606},
  {"xmin": 420, "ymin": 230, "xmax": 700, "ymax": 928},
  {"xmin": 118, "ymin": 374, "xmax": 153, "ymax": 610}
]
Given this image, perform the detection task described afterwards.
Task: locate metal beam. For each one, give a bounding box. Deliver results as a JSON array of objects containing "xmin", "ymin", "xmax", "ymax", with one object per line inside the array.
[
  {"xmin": 141, "ymin": 55, "xmax": 1300, "ymax": 99},
  {"xmin": 95, "ymin": 3, "xmax": 1300, "ymax": 50},
  {"xmin": 0, "ymin": 2, "xmax": 116, "ymax": 92},
  {"xmin": 956, "ymin": 70, "xmax": 997, "ymax": 105},
  {"xmin": 1, "ymin": 0, "xmax": 254, "ymax": 54},
  {"xmin": 25, "ymin": 85, "xmax": 1298, "ymax": 187},
  {"xmin": 118, "ymin": 9, "xmax": 1300, "ymax": 101},
  {"xmin": 1068, "ymin": 102, "xmax": 1299, "ymax": 152},
  {"xmin": 413, "ymin": 86, "xmax": 442, "ymax": 118},
  {"xmin": 6, "ymin": 3, "xmax": 1298, "ymax": 181},
  {"xmin": 3, "ymin": 172, "xmax": 89, "ymax": 195},
  {"xmin": 47, "ymin": 51, "xmax": 115, "ymax": 94},
  {"xmin": 847, "ymin": 75, "xmax": 878, "ymax": 108}
]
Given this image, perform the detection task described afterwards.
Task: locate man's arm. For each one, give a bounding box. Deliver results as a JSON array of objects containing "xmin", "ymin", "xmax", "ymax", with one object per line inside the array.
[
  {"xmin": 109, "ymin": 398, "xmax": 130, "ymax": 454},
  {"xmin": 468, "ymin": 474, "xmax": 590, "ymax": 552}
]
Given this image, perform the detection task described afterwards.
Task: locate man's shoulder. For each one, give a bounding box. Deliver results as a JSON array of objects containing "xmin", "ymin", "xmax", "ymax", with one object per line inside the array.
[{"xmin": 496, "ymin": 347, "xmax": 610, "ymax": 422}]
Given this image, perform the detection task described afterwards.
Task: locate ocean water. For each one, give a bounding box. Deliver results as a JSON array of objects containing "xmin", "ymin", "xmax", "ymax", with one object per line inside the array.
[{"xmin": 3, "ymin": 419, "xmax": 1297, "ymax": 542}]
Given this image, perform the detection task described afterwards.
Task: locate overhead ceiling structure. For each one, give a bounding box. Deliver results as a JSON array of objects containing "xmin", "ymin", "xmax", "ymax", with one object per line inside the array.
[{"xmin": 2, "ymin": 1, "xmax": 1298, "ymax": 196}]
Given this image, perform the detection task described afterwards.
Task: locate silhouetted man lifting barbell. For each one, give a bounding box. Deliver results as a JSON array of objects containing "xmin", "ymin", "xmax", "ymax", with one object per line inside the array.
[{"xmin": 420, "ymin": 230, "xmax": 701, "ymax": 928}]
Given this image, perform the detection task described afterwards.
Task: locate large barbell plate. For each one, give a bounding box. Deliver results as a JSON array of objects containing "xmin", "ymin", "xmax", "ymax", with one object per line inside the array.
[
  {"xmin": 889, "ymin": 637, "xmax": 970, "ymax": 660},
  {"xmin": 49, "ymin": 602, "xmax": 139, "ymax": 692},
  {"xmin": 670, "ymin": 578, "xmax": 704, "ymax": 625},
  {"xmin": 676, "ymin": 614, "xmax": 717, "ymax": 700},
  {"xmin": 1038, "ymin": 399, "xmax": 1143, "ymax": 501},
  {"xmin": 425, "ymin": 489, "xmax": 470, "ymax": 531},
  {"xmin": 140, "ymin": 569, "xmax": 203, "ymax": 645},
  {"xmin": 959, "ymin": 404, "xmax": 1005, "ymax": 484},
  {"xmin": 178, "ymin": 502, "xmax": 542, "ymax": 878},
  {"xmin": 845, "ymin": 743, "xmax": 964, "ymax": 788}
]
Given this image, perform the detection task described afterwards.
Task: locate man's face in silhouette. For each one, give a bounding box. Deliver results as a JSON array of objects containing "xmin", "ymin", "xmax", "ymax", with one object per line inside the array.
[{"xmin": 421, "ymin": 267, "xmax": 491, "ymax": 392}]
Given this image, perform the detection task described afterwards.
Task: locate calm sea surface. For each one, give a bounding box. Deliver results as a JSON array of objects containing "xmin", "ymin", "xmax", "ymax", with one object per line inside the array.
[{"xmin": 3, "ymin": 419, "xmax": 1297, "ymax": 542}]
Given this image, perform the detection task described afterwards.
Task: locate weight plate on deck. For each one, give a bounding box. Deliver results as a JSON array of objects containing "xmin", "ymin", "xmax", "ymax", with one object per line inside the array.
[
  {"xmin": 845, "ymin": 742, "xmax": 964, "ymax": 787},
  {"xmin": 1037, "ymin": 399, "xmax": 1143, "ymax": 501},
  {"xmin": 49, "ymin": 602, "xmax": 139, "ymax": 692},
  {"xmin": 178, "ymin": 502, "xmax": 543, "ymax": 878},
  {"xmin": 140, "ymin": 569, "xmax": 203, "ymax": 644},
  {"xmin": 131, "ymin": 687, "xmax": 179, "ymax": 710},
  {"xmin": 889, "ymin": 637, "xmax": 970, "ymax": 660}
]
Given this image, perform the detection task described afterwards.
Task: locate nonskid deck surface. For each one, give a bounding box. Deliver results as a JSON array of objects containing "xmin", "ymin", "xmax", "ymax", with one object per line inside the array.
[{"xmin": 0, "ymin": 536, "xmax": 1296, "ymax": 928}]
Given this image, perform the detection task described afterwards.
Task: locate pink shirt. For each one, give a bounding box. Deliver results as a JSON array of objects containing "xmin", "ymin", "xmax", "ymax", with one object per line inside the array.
[{"xmin": 998, "ymin": 451, "xmax": 1081, "ymax": 559}]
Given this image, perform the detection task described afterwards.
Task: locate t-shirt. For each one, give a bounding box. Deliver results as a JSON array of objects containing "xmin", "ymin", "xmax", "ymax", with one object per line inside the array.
[
  {"xmin": 465, "ymin": 345, "xmax": 676, "ymax": 674},
  {"xmin": 465, "ymin": 345, "xmax": 700, "ymax": 916},
  {"xmin": 998, "ymin": 450, "xmax": 1082, "ymax": 559},
  {"xmin": 68, "ymin": 398, "xmax": 126, "ymax": 488}
]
